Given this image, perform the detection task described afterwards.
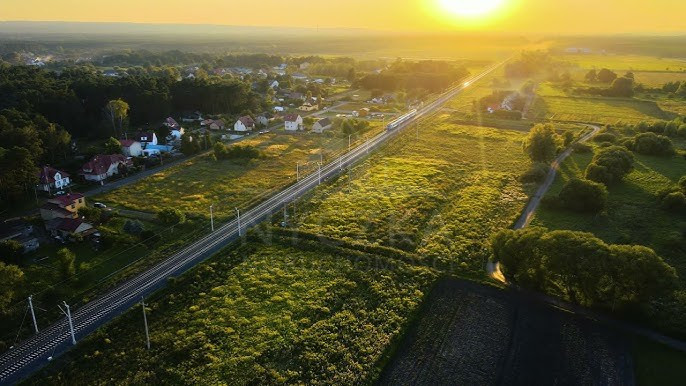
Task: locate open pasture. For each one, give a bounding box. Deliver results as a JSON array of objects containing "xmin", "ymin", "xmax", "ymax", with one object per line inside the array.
[
  {"xmin": 29, "ymin": 241, "xmax": 436, "ymax": 385},
  {"xmin": 293, "ymin": 114, "xmax": 531, "ymax": 271}
]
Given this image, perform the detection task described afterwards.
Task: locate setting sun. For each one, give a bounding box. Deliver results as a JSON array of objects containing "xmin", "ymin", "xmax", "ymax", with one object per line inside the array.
[{"xmin": 438, "ymin": 0, "xmax": 505, "ymax": 18}]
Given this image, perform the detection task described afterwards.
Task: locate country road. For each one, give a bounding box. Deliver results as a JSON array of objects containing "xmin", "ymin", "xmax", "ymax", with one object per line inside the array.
[
  {"xmin": 487, "ymin": 124, "xmax": 601, "ymax": 280},
  {"xmin": 0, "ymin": 61, "xmax": 507, "ymax": 385}
]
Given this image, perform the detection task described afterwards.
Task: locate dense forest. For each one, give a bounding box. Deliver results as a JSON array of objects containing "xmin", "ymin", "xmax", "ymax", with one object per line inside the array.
[{"xmin": 0, "ymin": 62, "xmax": 261, "ymax": 202}]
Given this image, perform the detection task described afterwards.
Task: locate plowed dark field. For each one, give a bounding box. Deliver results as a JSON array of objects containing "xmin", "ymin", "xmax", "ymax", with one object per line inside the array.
[{"xmin": 379, "ymin": 279, "xmax": 634, "ymax": 386}]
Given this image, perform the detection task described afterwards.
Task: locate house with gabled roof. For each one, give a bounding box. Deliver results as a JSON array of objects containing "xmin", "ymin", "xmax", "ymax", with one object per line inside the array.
[
  {"xmin": 37, "ymin": 166, "xmax": 71, "ymax": 194},
  {"xmin": 312, "ymin": 118, "xmax": 333, "ymax": 133},
  {"xmin": 234, "ymin": 116, "xmax": 256, "ymax": 132},
  {"xmin": 80, "ymin": 154, "xmax": 131, "ymax": 183},
  {"xmin": 40, "ymin": 193, "xmax": 85, "ymax": 221},
  {"xmin": 284, "ymin": 114, "xmax": 304, "ymax": 131}
]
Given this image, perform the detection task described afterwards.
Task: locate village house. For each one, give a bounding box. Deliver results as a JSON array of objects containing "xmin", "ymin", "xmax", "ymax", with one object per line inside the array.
[
  {"xmin": 284, "ymin": 114, "xmax": 304, "ymax": 131},
  {"xmin": 163, "ymin": 117, "xmax": 180, "ymax": 129},
  {"xmin": 234, "ymin": 116, "xmax": 256, "ymax": 132},
  {"xmin": 120, "ymin": 140, "xmax": 144, "ymax": 157},
  {"xmin": 269, "ymin": 80, "xmax": 280, "ymax": 89},
  {"xmin": 40, "ymin": 192, "xmax": 85, "ymax": 221},
  {"xmin": 202, "ymin": 119, "xmax": 226, "ymax": 131},
  {"xmin": 256, "ymin": 113, "xmax": 271, "ymax": 127},
  {"xmin": 80, "ymin": 154, "xmax": 131, "ymax": 183},
  {"xmin": 45, "ymin": 218, "xmax": 96, "ymax": 239},
  {"xmin": 37, "ymin": 166, "xmax": 71, "ymax": 194},
  {"xmin": 0, "ymin": 218, "xmax": 39, "ymax": 253},
  {"xmin": 168, "ymin": 126, "xmax": 185, "ymax": 141},
  {"xmin": 135, "ymin": 132, "xmax": 158, "ymax": 146},
  {"xmin": 273, "ymin": 106, "xmax": 285, "ymax": 113},
  {"xmin": 312, "ymin": 118, "xmax": 332, "ymax": 134}
]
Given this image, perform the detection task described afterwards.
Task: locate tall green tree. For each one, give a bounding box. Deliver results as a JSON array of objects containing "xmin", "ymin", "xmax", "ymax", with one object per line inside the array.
[
  {"xmin": 104, "ymin": 99, "xmax": 129, "ymax": 137},
  {"xmin": 57, "ymin": 247, "xmax": 76, "ymax": 280},
  {"xmin": 523, "ymin": 124, "xmax": 558, "ymax": 162},
  {"xmin": 104, "ymin": 137, "xmax": 122, "ymax": 155},
  {"xmin": 40, "ymin": 124, "xmax": 71, "ymax": 163},
  {"xmin": 0, "ymin": 262, "xmax": 24, "ymax": 309}
]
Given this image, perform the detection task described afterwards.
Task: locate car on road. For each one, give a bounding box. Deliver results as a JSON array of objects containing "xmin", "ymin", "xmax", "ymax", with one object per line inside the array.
[{"xmin": 94, "ymin": 202, "xmax": 107, "ymax": 209}]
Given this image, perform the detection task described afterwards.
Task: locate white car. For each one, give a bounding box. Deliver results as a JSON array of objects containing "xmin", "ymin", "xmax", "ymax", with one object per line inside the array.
[{"xmin": 94, "ymin": 202, "xmax": 107, "ymax": 209}]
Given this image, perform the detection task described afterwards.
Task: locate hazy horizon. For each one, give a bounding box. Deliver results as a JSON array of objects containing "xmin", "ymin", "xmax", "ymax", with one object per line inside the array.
[{"xmin": 2, "ymin": 0, "xmax": 686, "ymax": 35}]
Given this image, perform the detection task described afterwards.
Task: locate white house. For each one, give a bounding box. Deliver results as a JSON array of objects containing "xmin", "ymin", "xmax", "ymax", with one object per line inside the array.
[
  {"xmin": 37, "ymin": 167, "xmax": 71, "ymax": 194},
  {"xmin": 269, "ymin": 80, "xmax": 280, "ymax": 89},
  {"xmin": 256, "ymin": 113, "xmax": 271, "ymax": 127},
  {"xmin": 312, "ymin": 118, "xmax": 332, "ymax": 134},
  {"xmin": 120, "ymin": 140, "xmax": 144, "ymax": 157},
  {"xmin": 273, "ymin": 106, "xmax": 285, "ymax": 113},
  {"xmin": 284, "ymin": 114, "xmax": 304, "ymax": 131},
  {"xmin": 234, "ymin": 116, "xmax": 256, "ymax": 132},
  {"xmin": 135, "ymin": 132, "xmax": 158, "ymax": 146},
  {"xmin": 80, "ymin": 154, "xmax": 131, "ymax": 183},
  {"xmin": 168, "ymin": 127, "xmax": 185, "ymax": 140}
]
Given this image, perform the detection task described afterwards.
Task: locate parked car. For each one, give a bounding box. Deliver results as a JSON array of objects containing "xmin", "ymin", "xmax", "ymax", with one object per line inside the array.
[{"xmin": 94, "ymin": 202, "xmax": 107, "ymax": 209}]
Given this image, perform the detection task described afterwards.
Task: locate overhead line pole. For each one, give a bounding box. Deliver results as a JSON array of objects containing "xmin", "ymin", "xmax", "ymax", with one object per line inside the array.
[
  {"xmin": 58, "ymin": 302, "xmax": 76, "ymax": 345},
  {"xmin": 141, "ymin": 296, "xmax": 150, "ymax": 350},
  {"xmin": 28, "ymin": 296, "xmax": 38, "ymax": 334}
]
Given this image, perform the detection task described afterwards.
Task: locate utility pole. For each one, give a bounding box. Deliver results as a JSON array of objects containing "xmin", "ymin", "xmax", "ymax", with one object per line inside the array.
[
  {"xmin": 235, "ymin": 207, "xmax": 242, "ymax": 236},
  {"xmin": 141, "ymin": 297, "xmax": 150, "ymax": 350},
  {"xmin": 348, "ymin": 134, "xmax": 351, "ymax": 152},
  {"xmin": 28, "ymin": 296, "xmax": 38, "ymax": 334},
  {"xmin": 320, "ymin": 150, "xmax": 323, "ymax": 164},
  {"xmin": 283, "ymin": 201, "xmax": 287, "ymax": 225},
  {"xmin": 58, "ymin": 301, "xmax": 76, "ymax": 345},
  {"xmin": 338, "ymin": 156, "xmax": 342, "ymax": 170},
  {"xmin": 296, "ymin": 162, "xmax": 300, "ymax": 182},
  {"xmin": 318, "ymin": 163, "xmax": 322, "ymax": 185},
  {"xmin": 209, "ymin": 205, "xmax": 214, "ymax": 232}
]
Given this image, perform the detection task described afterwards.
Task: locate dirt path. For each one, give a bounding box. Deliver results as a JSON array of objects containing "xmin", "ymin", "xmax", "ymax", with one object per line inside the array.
[{"xmin": 488, "ymin": 124, "xmax": 601, "ymax": 281}]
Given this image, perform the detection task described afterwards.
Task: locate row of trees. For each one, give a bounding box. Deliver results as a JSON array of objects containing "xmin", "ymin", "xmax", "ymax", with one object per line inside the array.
[
  {"xmin": 356, "ymin": 60, "xmax": 469, "ymax": 93},
  {"xmin": 491, "ymin": 227, "xmax": 678, "ymax": 310},
  {"xmin": 0, "ymin": 64, "xmax": 261, "ymax": 138}
]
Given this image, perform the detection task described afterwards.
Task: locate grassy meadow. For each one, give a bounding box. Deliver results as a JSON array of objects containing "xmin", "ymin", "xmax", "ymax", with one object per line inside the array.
[
  {"xmin": 28, "ymin": 240, "xmax": 437, "ymax": 385},
  {"xmin": 96, "ymin": 125, "xmax": 382, "ymax": 221},
  {"xmin": 561, "ymin": 54, "xmax": 686, "ymax": 72},
  {"xmin": 531, "ymin": 142, "xmax": 686, "ymax": 281},
  {"xmin": 293, "ymin": 113, "xmax": 532, "ymax": 273}
]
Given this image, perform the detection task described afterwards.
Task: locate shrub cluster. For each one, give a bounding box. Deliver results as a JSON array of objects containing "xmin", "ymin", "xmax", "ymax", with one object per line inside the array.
[
  {"xmin": 557, "ymin": 178, "xmax": 608, "ymax": 213},
  {"xmin": 519, "ymin": 163, "xmax": 549, "ymax": 183},
  {"xmin": 491, "ymin": 227, "xmax": 678, "ymax": 309},
  {"xmin": 584, "ymin": 146, "xmax": 634, "ymax": 185},
  {"xmin": 213, "ymin": 143, "xmax": 262, "ymax": 160},
  {"xmin": 626, "ymin": 132, "xmax": 675, "ymax": 156}
]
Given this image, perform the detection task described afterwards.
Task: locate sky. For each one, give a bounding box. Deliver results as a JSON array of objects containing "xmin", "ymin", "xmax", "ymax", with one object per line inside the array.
[{"xmin": 2, "ymin": 0, "xmax": 686, "ymax": 34}]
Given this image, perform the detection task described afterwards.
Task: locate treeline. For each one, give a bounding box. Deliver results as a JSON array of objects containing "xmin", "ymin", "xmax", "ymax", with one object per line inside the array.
[
  {"xmin": 0, "ymin": 64, "xmax": 260, "ymax": 138},
  {"xmin": 100, "ymin": 51, "xmax": 284, "ymax": 69},
  {"xmin": 492, "ymin": 227, "xmax": 677, "ymax": 310},
  {"xmin": 579, "ymin": 69, "xmax": 635, "ymax": 97},
  {"xmin": 504, "ymin": 51, "xmax": 557, "ymax": 78},
  {"xmin": 356, "ymin": 60, "xmax": 469, "ymax": 93}
]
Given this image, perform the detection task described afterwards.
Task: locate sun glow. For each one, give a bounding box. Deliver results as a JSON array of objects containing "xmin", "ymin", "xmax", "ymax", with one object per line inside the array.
[{"xmin": 438, "ymin": 0, "xmax": 505, "ymax": 18}]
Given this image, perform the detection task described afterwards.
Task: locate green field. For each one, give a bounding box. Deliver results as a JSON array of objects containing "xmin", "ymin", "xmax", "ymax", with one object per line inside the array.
[
  {"xmin": 562, "ymin": 54, "xmax": 686, "ymax": 72},
  {"xmin": 28, "ymin": 240, "xmax": 436, "ymax": 384},
  {"xmin": 293, "ymin": 114, "xmax": 531, "ymax": 272},
  {"xmin": 96, "ymin": 126, "xmax": 382, "ymax": 221},
  {"xmin": 531, "ymin": 143, "xmax": 686, "ymax": 279},
  {"xmin": 531, "ymin": 93, "xmax": 673, "ymax": 124}
]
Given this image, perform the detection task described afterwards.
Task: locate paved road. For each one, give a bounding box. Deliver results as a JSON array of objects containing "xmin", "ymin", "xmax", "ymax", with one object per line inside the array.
[
  {"xmin": 487, "ymin": 124, "xmax": 601, "ymax": 279},
  {"xmin": 0, "ymin": 62, "xmax": 507, "ymax": 385}
]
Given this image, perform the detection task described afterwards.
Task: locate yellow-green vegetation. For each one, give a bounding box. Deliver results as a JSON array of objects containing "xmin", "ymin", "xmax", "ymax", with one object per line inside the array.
[
  {"xmin": 530, "ymin": 93, "xmax": 671, "ymax": 124},
  {"xmin": 29, "ymin": 241, "xmax": 436, "ymax": 384},
  {"xmin": 532, "ymin": 142, "xmax": 686, "ymax": 278},
  {"xmin": 293, "ymin": 114, "xmax": 531, "ymax": 272},
  {"xmin": 96, "ymin": 126, "xmax": 381, "ymax": 220},
  {"xmin": 562, "ymin": 54, "xmax": 686, "ymax": 72}
]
